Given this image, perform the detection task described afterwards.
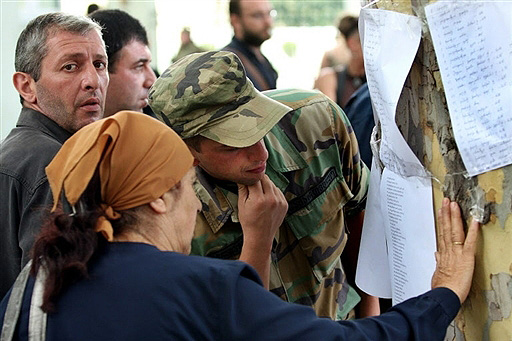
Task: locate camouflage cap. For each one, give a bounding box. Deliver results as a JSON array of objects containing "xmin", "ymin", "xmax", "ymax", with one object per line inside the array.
[{"xmin": 148, "ymin": 51, "xmax": 291, "ymax": 147}]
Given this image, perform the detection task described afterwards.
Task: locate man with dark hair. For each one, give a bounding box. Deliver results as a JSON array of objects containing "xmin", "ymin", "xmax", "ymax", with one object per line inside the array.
[
  {"xmin": 0, "ymin": 12, "xmax": 108, "ymax": 298},
  {"xmin": 222, "ymin": 0, "xmax": 277, "ymax": 91},
  {"xmin": 87, "ymin": 3, "xmax": 100, "ymax": 15},
  {"xmin": 89, "ymin": 9, "xmax": 156, "ymax": 117}
]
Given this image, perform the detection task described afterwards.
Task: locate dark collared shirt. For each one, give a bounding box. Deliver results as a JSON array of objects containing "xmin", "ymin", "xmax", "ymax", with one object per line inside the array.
[
  {"xmin": 0, "ymin": 108, "xmax": 71, "ymax": 298},
  {"xmin": 222, "ymin": 37, "xmax": 278, "ymax": 91}
]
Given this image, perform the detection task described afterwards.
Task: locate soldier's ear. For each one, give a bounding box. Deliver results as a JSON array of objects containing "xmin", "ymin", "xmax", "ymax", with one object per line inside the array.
[
  {"xmin": 13, "ymin": 72, "xmax": 37, "ymax": 104},
  {"xmin": 186, "ymin": 146, "xmax": 202, "ymax": 167}
]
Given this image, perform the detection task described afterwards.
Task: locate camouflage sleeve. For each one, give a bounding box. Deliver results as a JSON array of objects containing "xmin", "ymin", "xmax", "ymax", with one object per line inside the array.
[{"xmin": 327, "ymin": 98, "xmax": 369, "ymax": 216}]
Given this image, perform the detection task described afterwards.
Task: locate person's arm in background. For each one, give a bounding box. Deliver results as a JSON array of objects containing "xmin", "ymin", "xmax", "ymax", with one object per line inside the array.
[
  {"xmin": 330, "ymin": 96, "xmax": 380, "ymax": 318},
  {"xmin": 342, "ymin": 209, "xmax": 381, "ymax": 317},
  {"xmin": 237, "ymin": 174, "xmax": 288, "ymax": 289},
  {"xmin": 314, "ymin": 67, "xmax": 337, "ymax": 102}
]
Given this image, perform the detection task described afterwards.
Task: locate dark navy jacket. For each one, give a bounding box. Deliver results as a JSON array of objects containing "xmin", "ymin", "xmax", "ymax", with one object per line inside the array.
[
  {"xmin": 1, "ymin": 242, "xmax": 460, "ymax": 340},
  {"xmin": 344, "ymin": 83, "xmax": 375, "ymax": 168}
]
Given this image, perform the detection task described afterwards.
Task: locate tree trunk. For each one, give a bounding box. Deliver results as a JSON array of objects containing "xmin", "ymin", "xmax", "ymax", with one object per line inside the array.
[{"xmin": 362, "ymin": 0, "xmax": 512, "ymax": 339}]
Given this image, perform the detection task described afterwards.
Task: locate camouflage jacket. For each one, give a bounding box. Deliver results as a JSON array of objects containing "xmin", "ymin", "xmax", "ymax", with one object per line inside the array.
[{"xmin": 190, "ymin": 89, "xmax": 369, "ymax": 319}]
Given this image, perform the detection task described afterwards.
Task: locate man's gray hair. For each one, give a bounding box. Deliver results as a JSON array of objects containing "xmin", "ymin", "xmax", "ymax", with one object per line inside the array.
[{"xmin": 15, "ymin": 12, "xmax": 102, "ymax": 81}]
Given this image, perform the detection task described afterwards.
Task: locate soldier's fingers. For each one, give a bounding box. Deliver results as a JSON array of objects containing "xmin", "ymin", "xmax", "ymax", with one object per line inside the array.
[
  {"xmin": 246, "ymin": 178, "xmax": 263, "ymax": 198},
  {"xmin": 237, "ymin": 184, "xmax": 249, "ymax": 202},
  {"xmin": 276, "ymin": 185, "xmax": 286, "ymax": 202},
  {"xmin": 265, "ymin": 176, "xmax": 281, "ymax": 197},
  {"xmin": 259, "ymin": 174, "xmax": 274, "ymax": 194}
]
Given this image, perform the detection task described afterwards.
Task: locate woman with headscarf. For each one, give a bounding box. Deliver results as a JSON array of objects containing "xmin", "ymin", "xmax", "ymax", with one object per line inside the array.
[{"xmin": 1, "ymin": 111, "xmax": 478, "ymax": 340}]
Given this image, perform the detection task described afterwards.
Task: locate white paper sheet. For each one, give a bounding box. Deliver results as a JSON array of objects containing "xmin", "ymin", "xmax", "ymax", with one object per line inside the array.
[
  {"xmin": 356, "ymin": 8, "xmax": 437, "ymax": 304},
  {"xmin": 425, "ymin": 1, "xmax": 512, "ymax": 176},
  {"xmin": 380, "ymin": 169, "xmax": 436, "ymax": 304},
  {"xmin": 360, "ymin": 8, "xmax": 427, "ymax": 178},
  {"xmin": 356, "ymin": 159, "xmax": 391, "ymax": 298}
]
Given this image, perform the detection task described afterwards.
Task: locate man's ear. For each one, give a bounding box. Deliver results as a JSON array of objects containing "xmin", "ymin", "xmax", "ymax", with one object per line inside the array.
[
  {"xmin": 13, "ymin": 72, "xmax": 37, "ymax": 104},
  {"xmin": 187, "ymin": 146, "xmax": 201, "ymax": 167},
  {"xmin": 230, "ymin": 13, "xmax": 241, "ymax": 32},
  {"xmin": 148, "ymin": 197, "xmax": 167, "ymax": 214}
]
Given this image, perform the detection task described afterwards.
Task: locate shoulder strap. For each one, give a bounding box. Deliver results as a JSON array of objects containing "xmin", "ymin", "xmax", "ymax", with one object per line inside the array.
[
  {"xmin": 336, "ymin": 68, "xmax": 347, "ymax": 107},
  {"xmin": 1, "ymin": 262, "xmax": 32, "ymax": 341},
  {"xmin": 28, "ymin": 268, "xmax": 47, "ymax": 341},
  {"xmin": 0, "ymin": 261, "xmax": 48, "ymax": 341},
  {"xmin": 224, "ymin": 46, "xmax": 271, "ymax": 91}
]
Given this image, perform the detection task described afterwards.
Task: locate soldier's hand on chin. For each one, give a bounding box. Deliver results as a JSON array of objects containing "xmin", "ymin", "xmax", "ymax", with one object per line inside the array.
[
  {"xmin": 237, "ymin": 175, "xmax": 287, "ymax": 288},
  {"xmin": 238, "ymin": 174, "xmax": 287, "ymax": 253}
]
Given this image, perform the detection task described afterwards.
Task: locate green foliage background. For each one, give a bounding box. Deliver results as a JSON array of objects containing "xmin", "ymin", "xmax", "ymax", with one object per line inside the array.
[{"xmin": 272, "ymin": 1, "xmax": 347, "ymax": 26}]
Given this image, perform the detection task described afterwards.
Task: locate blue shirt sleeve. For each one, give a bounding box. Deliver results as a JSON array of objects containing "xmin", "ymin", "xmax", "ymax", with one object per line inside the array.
[{"xmin": 218, "ymin": 262, "xmax": 460, "ymax": 341}]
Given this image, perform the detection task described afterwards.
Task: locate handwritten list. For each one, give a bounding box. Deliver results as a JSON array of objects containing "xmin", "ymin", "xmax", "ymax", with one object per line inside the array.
[
  {"xmin": 381, "ymin": 169, "xmax": 436, "ymax": 304},
  {"xmin": 356, "ymin": 9, "xmax": 436, "ymax": 305},
  {"xmin": 426, "ymin": 1, "xmax": 512, "ymax": 176},
  {"xmin": 385, "ymin": 175, "xmax": 408, "ymax": 301},
  {"xmin": 361, "ymin": 8, "xmax": 427, "ymax": 178}
]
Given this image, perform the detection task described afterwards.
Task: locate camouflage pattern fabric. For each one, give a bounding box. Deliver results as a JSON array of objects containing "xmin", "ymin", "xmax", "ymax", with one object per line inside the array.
[
  {"xmin": 191, "ymin": 89, "xmax": 369, "ymax": 320},
  {"xmin": 148, "ymin": 51, "xmax": 290, "ymax": 148}
]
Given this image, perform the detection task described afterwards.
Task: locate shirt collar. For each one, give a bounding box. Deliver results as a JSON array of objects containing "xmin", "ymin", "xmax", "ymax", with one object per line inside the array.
[{"xmin": 16, "ymin": 107, "xmax": 72, "ymax": 144}]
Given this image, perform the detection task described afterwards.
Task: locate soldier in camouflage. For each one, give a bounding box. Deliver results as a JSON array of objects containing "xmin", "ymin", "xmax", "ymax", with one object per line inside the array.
[{"xmin": 149, "ymin": 51, "xmax": 379, "ymax": 319}]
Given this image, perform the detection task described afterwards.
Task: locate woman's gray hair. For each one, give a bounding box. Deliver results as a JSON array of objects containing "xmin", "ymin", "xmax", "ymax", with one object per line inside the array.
[{"xmin": 15, "ymin": 12, "xmax": 103, "ymax": 81}]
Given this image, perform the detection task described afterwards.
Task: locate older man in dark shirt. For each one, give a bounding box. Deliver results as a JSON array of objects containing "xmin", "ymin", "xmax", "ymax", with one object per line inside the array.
[{"xmin": 0, "ymin": 12, "xmax": 108, "ymax": 298}]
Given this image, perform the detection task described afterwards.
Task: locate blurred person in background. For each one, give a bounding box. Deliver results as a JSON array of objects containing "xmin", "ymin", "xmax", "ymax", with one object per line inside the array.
[
  {"xmin": 86, "ymin": 3, "xmax": 100, "ymax": 15},
  {"xmin": 343, "ymin": 83, "xmax": 375, "ymax": 169},
  {"xmin": 222, "ymin": 0, "xmax": 277, "ymax": 91},
  {"xmin": 318, "ymin": 14, "xmax": 352, "ymax": 70},
  {"xmin": 172, "ymin": 27, "xmax": 205, "ymax": 63},
  {"xmin": 0, "ymin": 111, "xmax": 480, "ymax": 340},
  {"xmin": 89, "ymin": 9, "xmax": 157, "ymax": 117},
  {"xmin": 315, "ymin": 15, "xmax": 366, "ymax": 108}
]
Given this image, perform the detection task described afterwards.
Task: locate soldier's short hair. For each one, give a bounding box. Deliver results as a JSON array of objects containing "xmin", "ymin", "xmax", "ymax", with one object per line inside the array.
[{"xmin": 184, "ymin": 135, "xmax": 206, "ymax": 152}]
